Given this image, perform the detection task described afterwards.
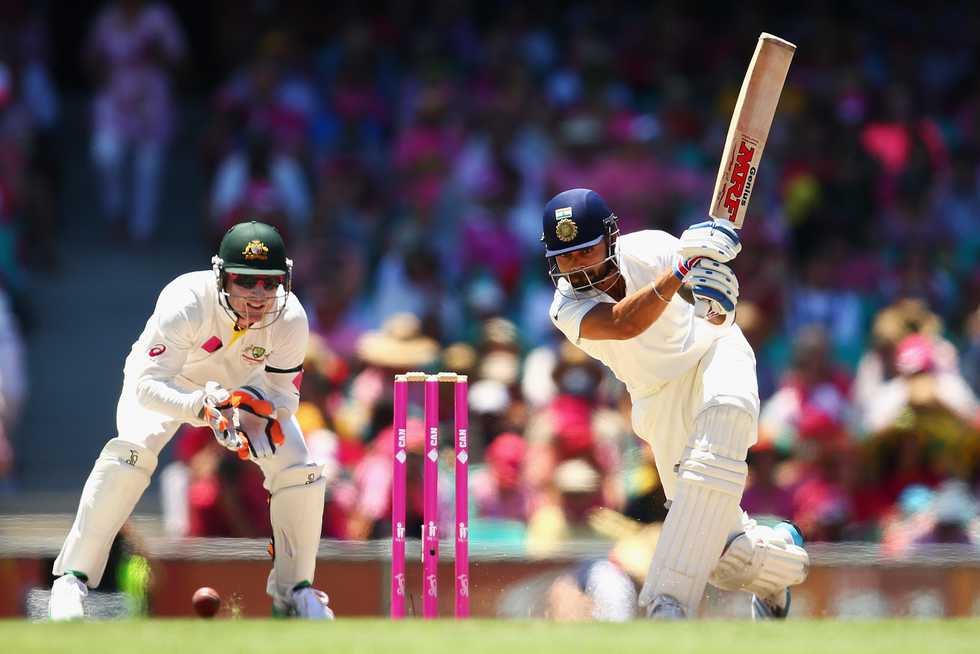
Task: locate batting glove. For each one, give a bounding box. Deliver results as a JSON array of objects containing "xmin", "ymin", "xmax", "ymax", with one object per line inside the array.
[
  {"xmin": 678, "ymin": 220, "xmax": 742, "ymax": 263},
  {"xmin": 688, "ymin": 259, "xmax": 740, "ymax": 315}
]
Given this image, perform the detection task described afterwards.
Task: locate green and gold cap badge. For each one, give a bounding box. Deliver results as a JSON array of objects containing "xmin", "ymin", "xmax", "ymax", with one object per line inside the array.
[{"xmin": 218, "ymin": 221, "xmax": 288, "ymax": 275}]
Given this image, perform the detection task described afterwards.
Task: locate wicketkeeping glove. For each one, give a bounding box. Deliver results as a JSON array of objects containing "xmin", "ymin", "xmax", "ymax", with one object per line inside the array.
[
  {"xmin": 202, "ymin": 381, "xmax": 242, "ymax": 452},
  {"xmin": 228, "ymin": 386, "xmax": 285, "ymax": 460}
]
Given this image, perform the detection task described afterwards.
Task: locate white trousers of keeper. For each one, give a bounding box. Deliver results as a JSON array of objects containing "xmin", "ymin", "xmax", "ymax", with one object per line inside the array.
[{"xmin": 53, "ymin": 382, "xmax": 325, "ymax": 606}]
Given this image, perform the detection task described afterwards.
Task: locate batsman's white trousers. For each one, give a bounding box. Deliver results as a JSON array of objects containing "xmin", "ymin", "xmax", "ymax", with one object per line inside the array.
[
  {"xmin": 631, "ymin": 324, "xmax": 760, "ymax": 613},
  {"xmin": 630, "ymin": 324, "xmax": 759, "ymax": 504}
]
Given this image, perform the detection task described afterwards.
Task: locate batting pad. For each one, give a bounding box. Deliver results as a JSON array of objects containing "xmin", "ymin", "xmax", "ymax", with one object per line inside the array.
[
  {"xmin": 639, "ymin": 405, "xmax": 753, "ymax": 615},
  {"xmin": 53, "ymin": 439, "xmax": 158, "ymax": 587},
  {"xmin": 709, "ymin": 523, "xmax": 809, "ymax": 599},
  {"xmin": 266, "ymin": 463, "xmax": 326, "ymax": 602}
]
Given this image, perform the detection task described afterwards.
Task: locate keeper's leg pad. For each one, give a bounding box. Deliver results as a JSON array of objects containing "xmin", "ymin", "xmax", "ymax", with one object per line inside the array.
[
  {"xmin": 266, "ymin": 463, "xmax": 326, "ymax": 602},
  {"xmin": 709, "ymin": 523, "xmax": 809, "ymax": 599},
  {"xmin": 638, "ymin": 405, "xmax": 753, "ymax": 615},
  {"xmin": 53, "ymin": 439, "xmax": 158, "ymax": 587}
]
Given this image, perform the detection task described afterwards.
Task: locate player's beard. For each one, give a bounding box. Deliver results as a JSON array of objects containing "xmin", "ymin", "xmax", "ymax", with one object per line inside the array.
[{"xmin": 569, "ymin": 260, "xmax": 620, "ymax": 294}]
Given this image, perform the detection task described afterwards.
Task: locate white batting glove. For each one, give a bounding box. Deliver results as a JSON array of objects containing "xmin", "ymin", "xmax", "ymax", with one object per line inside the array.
[
  {"xmin": 678, "ymin": 220, "xmax": 742, "ymax": 263},
  {"xmin": 687, "ymin": 259, "xmax": 740, "ymax": 317}
]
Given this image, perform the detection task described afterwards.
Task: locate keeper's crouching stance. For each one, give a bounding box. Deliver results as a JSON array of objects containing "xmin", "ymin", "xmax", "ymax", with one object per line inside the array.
[
  {"xmin": 543, "ymin": 189, "xmax": 808, "ymax": 619},
  {"xmin": 49, "ymin": 221, "xmax": 333, "ymax": 620}
]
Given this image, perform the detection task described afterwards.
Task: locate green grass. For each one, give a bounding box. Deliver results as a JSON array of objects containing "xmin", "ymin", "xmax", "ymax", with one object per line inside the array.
[{"xmin": 3, "ymin": 618, "xmax": 980, "ymax": 654}]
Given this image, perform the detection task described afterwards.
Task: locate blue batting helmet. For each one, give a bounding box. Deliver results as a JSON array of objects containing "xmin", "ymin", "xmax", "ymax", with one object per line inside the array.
[{"xmin": 541, "ymin": 189, "xmax": 618, "ymax": 257}]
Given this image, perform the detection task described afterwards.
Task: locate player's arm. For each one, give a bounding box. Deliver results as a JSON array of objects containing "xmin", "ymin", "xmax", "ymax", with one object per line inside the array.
[
  {"xmin": 133, "ymin": 285, "xmax": 210, "ymax": 421},
  {"xmin": 579, "ymin": 269, "xmax": 682, "ymax": 340}
]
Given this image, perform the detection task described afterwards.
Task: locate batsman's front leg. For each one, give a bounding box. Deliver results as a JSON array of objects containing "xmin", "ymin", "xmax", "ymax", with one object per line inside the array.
[{"xmin": 639, "ymin": 404, "xmax": 754, "ymax": 617}]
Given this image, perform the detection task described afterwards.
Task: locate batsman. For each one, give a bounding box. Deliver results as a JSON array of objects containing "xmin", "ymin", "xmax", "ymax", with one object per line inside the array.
[
  {"xmin": 49, "ymin": 221, "xmax": 334, "ymax": 620},
  {"xmin": 543, "ymin": 189, "xmax": 808, "ymax": 619}
]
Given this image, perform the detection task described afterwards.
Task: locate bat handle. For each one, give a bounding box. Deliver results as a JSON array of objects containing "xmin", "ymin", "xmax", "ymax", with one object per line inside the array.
[{"xmin": 694, "ymin": 299, "xmax": 710, "ymax": 319}]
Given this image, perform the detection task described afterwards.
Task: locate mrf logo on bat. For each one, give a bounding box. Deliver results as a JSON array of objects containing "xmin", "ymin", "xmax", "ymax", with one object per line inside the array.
[{"xmin": 722, "ymin": 138, "xmax": 757, "ymax": 220}]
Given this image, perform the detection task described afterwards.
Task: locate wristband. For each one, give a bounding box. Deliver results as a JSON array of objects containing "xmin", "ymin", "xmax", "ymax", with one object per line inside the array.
[
  {"xmin": 673, "ymin": 256, "xmax": 702, "ymax": 281},
  {"xmin": 651, "ymin": 282, "xmax": 670, "ymax": 304}
]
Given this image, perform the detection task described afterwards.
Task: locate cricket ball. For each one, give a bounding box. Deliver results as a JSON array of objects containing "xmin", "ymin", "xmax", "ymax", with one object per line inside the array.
[{"xmin": 192, "ymin": 586, "xmax": 221, "ymax": 618}]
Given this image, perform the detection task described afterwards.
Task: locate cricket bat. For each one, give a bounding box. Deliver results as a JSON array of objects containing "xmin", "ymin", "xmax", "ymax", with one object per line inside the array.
[{"xmin": 708, "ymin": 33, "xmax": 796, "ymax": 228}]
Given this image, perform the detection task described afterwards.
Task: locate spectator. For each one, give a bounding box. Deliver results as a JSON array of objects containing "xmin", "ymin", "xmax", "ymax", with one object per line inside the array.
[
  {"xmin": 525, "ymin": 342, "xmax": 624, "ymax": 512},
  {"xmin": 209, "ymin": 129, "xmax": 311, "ymax": 242},
  {"xmin": 85, "ymin": 0, "xmax": 186, "ymax": 243},
  {"xmin": 526, "ymin": 458, "xmax": 606, "ymax": 557},
  {"xmin": 471, "ymin": 432, "xmax": 531, "ymax": 523},
  {"xmin": 853, "ymin": 298, "xmax": 958, "ymax": 425},
  {"xmin": 760, "ymin": 325, "xmax": 854, "ymax": 454},
  {"xmin": 862, "ymin": 333, "xmax": 979, "ymax": 436},
  {"xmin": 741, "ymin": 441, "xmax": 794, "ymax": 521}
]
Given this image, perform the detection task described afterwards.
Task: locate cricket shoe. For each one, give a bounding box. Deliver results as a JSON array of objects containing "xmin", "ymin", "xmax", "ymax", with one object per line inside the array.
[
  {"xmin": 49, "ymin": 574, "xmax": 88, "ymax": 621},
  {"xmin": 752, "ymin": 589, "xmax": 790, "ymax": 620},
  {"xmin": 752, "ymin": 521, "xmax": 804, "ymax": 621},
  {"xmin": 646, "ymin": 594, "xmax": 687, "ymax": 620},
  {"xmin": 274, "ymin": 582, "xmax": 335, "ymax": 619}
]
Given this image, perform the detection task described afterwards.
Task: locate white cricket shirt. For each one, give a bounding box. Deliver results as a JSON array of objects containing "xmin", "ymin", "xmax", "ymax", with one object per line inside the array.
[
  {"xmin": 119, "ymin": 270, "xmax": 308, "ymax": 422},
  {"xmin": 550, "ymin": 230, "xmax": 729, "ymax": 398}
]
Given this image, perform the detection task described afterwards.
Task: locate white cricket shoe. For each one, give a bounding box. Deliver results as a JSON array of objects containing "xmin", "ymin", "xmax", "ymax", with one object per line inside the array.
[
  {"xmin": 274, "ymin": 584, "xmax": 335, "ymax": 619},
  {"xmin": 646, "ymin": 594, "xmax": 686, "ymax": 620},
  {"xmin": 49, "ymin": 574, "xmax": 88, "ymax": 621}
]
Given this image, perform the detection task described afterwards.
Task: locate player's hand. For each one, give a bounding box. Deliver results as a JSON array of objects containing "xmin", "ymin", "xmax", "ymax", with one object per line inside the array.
[
  {"xmin": 687, "ymin": 259, "xmax": 739, "ymax": 317},
  {"xmin": 230, "ymin": 387, "xmax": 285, "ymax": 460},
  {"xmin": 202, "ymin": 381, "xmax": 241, "ymax": 451},
  {"xmin": 678, "ymin": 220, "xmax": 742, "ymax": 263}
]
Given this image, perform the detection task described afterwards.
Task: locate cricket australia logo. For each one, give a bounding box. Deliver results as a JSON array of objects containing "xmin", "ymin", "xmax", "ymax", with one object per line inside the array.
[
  {"xmin": 395, "ymin": 573, "xmax": 406, "ymax": 597},
  {"xmin": 242, "ymin": 345, "xmax": 268, "ymax": 364},
  {"xmin": 242, "ymin": 239, "xmax": 269, "ymax": 261},
  {"xmin": 457, "ymin": 574, "xmax": 469, "ymax": 597},
  {"xmin": 722, "ymin": 140, "xmax": 757, "ymax": 219},
  {"xmin": 426, "ymin": 574, "xmax": 438, "ymax": 597}
]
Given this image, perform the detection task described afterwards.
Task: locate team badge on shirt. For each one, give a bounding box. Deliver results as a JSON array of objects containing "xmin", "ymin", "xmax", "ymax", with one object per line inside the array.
[
  {"xmin": 555, "ymin": 208, "xmax": 577, "ymax": 242},
  {"xmin": 242, "ymin": 345, "xmax": 268, "ymax": 364},
  {"xmin": 242, "ymin": 240, "xmax": 269, "ymax": 261}
]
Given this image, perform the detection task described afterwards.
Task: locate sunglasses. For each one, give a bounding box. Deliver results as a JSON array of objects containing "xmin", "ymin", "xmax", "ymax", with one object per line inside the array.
[{"xmin": 229, "ymin": 273, "xmax": 285, "ymax": 290}]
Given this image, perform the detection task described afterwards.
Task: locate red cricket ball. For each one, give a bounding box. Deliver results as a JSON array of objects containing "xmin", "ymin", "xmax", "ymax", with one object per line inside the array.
[{"xmin": 192, "ymin": 586, "xmax": 221, "ymax": 618}]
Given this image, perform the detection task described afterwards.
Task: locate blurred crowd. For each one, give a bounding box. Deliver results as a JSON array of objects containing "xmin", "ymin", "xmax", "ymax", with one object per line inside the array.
[
  {"xmin": 0, "ymin": 2, "xmax": 58, "ymax": 491},
  {"xmin": 7, "ymin": 2, "xmax": 980, "ymax": 549}
]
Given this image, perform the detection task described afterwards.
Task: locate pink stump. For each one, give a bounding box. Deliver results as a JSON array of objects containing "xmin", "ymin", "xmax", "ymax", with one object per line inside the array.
[
  {"xmin": 422, "ymin": 377, "xmax": 440, "ymax": 618},
  {"xmin": 454, "ymin": 378, "xmax": 470, "ymax": 618},
  {"xmin": 390, "ymin": 377, "xmax": 408, "ymax": 618}
]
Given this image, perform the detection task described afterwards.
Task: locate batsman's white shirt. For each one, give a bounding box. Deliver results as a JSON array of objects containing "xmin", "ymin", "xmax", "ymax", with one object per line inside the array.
[
  {"xmin": 117, "ymin": 270, "xmax": 308, "ymax": 453},
  {"xmin": 550, "ymin": 230, "xmax": 759, "ymax": 498}
]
